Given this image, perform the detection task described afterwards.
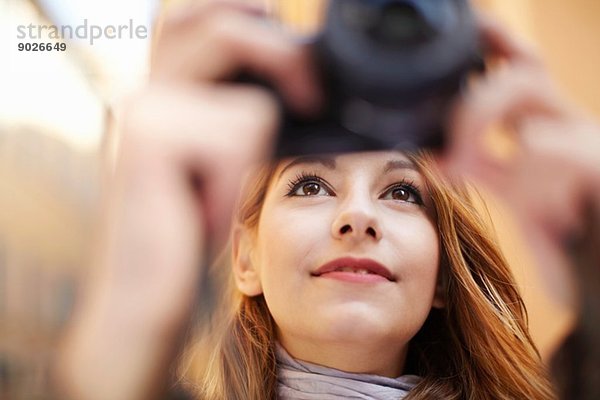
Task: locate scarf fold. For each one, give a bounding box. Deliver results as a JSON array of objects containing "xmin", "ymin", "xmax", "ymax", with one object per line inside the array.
[{"xmin": 276, "ymin": 344, "xmax": 421, "ymax": 400}]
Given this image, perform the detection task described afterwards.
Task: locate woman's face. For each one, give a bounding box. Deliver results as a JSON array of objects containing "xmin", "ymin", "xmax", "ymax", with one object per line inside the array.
[{"xmin": 236, "ymin": 151, "xmax": 442, "ymax": 374}]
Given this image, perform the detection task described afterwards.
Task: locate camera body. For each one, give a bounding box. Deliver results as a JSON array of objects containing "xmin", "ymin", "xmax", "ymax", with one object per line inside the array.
[{"xmin": 274, "ymin": 0, "xmax": 482, "ymax": 157}]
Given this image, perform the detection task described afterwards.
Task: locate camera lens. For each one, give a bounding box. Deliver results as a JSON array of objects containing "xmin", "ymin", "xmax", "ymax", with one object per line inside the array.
[{"xmin": 370, "ymin": 1, "xmax": 434, "ymax": 45}]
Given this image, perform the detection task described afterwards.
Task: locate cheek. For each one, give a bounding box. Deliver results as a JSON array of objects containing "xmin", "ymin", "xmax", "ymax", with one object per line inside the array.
[
  {"xmin": 255, "ymin": 205, "xmax": 330, "ymax": 283},
  {"xmin": 389, "ymin": 217, "xmax": 440, "ymax": 291},
  {"xmin": 253, "ymin": 207, "xmax": 329, "ymax": 335}
]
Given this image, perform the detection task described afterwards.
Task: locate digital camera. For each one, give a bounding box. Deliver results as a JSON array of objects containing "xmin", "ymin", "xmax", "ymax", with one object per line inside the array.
[{"xmin": 273, "ymin": 0, "xmax": 483, "ymax": 157}]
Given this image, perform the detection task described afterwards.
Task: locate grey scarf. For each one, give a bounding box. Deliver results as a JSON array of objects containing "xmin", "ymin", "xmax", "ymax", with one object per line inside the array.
[{"xmin": 276, "ymin": 344, "xmax": 421, "ymax": 400}]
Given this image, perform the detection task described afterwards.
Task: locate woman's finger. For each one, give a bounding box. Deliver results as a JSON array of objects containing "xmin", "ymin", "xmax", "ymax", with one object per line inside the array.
[
  {"xmin": 118, "ymin": 83, "xmax": 279, "ymax": 248},
  {"xmin": 476, "ymin": 11, "xmax": 542, "ymax": 66},
  {"xmin": 443, "ymin": 65, "xmax": 563, "ymax": 180},
  {"xmin": 152, "ymin": 0, "xmax": 322, "ymax": 115}
]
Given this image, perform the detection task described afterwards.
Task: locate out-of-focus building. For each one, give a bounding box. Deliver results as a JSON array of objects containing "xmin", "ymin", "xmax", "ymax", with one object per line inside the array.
[
  {"xmin": 0, "ymin": 0, "xmax": 154, "ymax": 397},
  {"xmin": 0, "ymin": 123, "xmax": 99, "ymax": 399}
]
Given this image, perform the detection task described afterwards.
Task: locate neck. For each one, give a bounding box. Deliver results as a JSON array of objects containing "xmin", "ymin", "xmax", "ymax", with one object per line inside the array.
[{"xmin": 277, "ymin": 331, "xmax": 408, "ymax": 378}]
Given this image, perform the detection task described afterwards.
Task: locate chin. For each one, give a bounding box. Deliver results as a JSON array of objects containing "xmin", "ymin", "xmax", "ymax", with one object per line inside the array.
[{"xmin": 316, "ymin": 302, "xmax": 398, "ymax": 344}]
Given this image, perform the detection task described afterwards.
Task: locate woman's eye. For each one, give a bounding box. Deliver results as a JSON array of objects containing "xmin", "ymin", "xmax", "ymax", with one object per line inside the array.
[
  {"xmin": 291, "ymin": 181, "xmax": 330, "ymax": 196},
  {"xmin": 286, "ymin": 173, "xmax": 333, "ymax": 197},
  {"xmin": 381, "ymin": 183, "xmax": 423, "ymax": 205}
]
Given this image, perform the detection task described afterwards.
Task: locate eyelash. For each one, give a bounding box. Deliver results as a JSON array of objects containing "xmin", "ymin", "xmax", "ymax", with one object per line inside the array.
[
  {"xmin": 285, "ymin": 171, "xmax": 425, "ymax": 206},
  {"xmin": 381, "ymin": 179, "xmax": 425, "ymax": 206},
  {"xmin": 286, "ymin": 171, "xmax": 331, "ymax": 196}
]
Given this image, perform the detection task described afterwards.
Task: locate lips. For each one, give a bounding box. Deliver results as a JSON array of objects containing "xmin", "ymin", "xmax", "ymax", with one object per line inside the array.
[{"xmin": 312, "ymin": 257, "xmax": 396, "ymax": 282}]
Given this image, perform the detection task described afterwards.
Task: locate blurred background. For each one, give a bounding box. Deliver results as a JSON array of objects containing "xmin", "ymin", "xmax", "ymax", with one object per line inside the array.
[{"xmin": 0, "ymin": 0, "xmax": 598, "ymax": 398}]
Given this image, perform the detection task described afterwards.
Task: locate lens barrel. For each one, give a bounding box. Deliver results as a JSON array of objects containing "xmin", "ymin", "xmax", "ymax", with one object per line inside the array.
[
  {"xmin": 274, "ymin": 0, "xmax": 482, "ymax": 157},
  {"xmin": 369, "ymin": 1, "xmax": 435, "ymax": 45}
]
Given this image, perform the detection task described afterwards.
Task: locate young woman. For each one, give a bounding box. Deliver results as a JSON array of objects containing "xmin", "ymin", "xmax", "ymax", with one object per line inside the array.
[
  {"xmin": 56, "ymin": 2, "xmax": 600, "ymax": 400},
  {"xmin": 180, "ymin": 150, "xmax": 554, "ymax": 399}
]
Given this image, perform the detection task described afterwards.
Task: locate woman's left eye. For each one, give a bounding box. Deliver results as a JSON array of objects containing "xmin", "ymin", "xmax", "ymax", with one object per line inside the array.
[{"xmin": 381, "ymin": 182, "xmax": 424, "ymax": 205}]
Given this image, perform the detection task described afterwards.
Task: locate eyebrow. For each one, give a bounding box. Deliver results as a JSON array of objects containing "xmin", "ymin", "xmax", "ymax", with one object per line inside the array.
[
  {"xmin": 383, "ymin": 159, "xmax": 419, "ymax": 173},
  {"xmin": 277, "ymin": 155, "xmax": 419, "ymax": 181},
  {"xmin": 278, "ymin": 156, "xmax": 337, "ymax": 180}
]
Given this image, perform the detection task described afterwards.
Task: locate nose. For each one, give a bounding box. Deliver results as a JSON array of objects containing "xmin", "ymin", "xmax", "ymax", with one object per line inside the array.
[{"xmin": 331, "ymin": 196, "xmax": 381, "ymax": 243}]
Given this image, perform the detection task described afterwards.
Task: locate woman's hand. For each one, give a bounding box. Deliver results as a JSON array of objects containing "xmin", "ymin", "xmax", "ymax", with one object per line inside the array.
[
  {"xmin": 56, "ymin": 2, "xmax": 320, "ymax": 400},
  {"xmin": 442, "ymin": 14, "xmax": 600, "ymax": 308}
]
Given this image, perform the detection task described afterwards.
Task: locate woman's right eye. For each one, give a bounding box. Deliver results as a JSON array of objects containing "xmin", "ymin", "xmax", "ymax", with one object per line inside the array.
[
  {"xmin": 293, "ymin": 182, "xmax": 328, "ymax": 196},
  {"xmin": 286, "ymin": 174, "xmax": 332, "ymax": 197}
]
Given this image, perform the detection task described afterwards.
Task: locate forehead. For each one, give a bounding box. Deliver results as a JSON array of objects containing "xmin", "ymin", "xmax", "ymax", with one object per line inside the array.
[{"xmin": 275, "ymin": 151, "xmax": 419, "ymax": 178}]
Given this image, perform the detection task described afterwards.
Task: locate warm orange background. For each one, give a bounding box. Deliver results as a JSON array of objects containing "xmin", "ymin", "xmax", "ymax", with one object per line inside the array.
[{"xmin": 464, "ymin": 0, "xmax": 599, "ymax": 359}]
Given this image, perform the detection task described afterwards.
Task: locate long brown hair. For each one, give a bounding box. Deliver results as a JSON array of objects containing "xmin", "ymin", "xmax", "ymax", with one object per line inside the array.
[{"xmin": 179, "ymin": 151, "xmax": 555, "ymax": 399}]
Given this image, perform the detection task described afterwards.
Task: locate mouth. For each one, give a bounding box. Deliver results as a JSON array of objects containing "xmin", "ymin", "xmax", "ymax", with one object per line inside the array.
[{"xmin": 312, "ymin": 257, "xmax": 396, "ymax": 282}]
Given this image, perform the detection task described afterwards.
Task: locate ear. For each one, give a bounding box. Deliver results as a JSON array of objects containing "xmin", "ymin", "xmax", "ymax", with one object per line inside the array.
[{"xmin": 232, "ymin": 224, "xmax": 263, "ymax": 296}]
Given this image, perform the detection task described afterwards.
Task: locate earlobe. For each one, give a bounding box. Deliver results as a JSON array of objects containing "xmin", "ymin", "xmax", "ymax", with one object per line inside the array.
[{"xmin": 232, "ymin": 225, "xmax": 263, "ymax": 297}]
